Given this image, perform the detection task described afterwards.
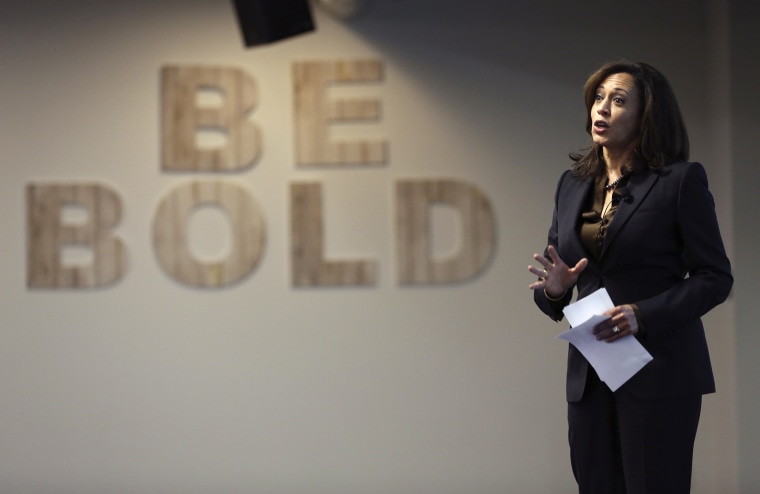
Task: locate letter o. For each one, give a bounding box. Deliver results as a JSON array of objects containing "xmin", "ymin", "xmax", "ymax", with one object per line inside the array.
[{"xmin": 152, "ymin": 180, "xmax": 266, "ymax": 287}]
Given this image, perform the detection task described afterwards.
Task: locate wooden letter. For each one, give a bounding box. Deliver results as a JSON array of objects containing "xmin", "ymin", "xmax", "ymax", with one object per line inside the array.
[
  {"xmin": 396, "ymin": 179, "xmax": 496, "ymax": 284},
  {"xmin": 291, "ymin": 182, "xmax": 376, "ymax": 286},
  {"xmin": 293, "ymin": 60, "xmax": 387, "ymax": 166},
  {"xmin": 161, "ymin": 65, "xmax": 261, "ymax": 172},
  {"xmin": 152, "ymin": 181, "xmax": 265, "ymax": 287},
  {"xmin": 27, "ymin": 183, "xmax": 127, "ymax": 288}
]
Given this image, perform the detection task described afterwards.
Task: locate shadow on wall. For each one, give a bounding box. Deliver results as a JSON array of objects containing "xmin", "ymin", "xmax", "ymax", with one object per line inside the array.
[
  {"xmin": 319, "ymin": 0, "xmax": 715, "ymax": 174},
  {"xmin": 339, "ymin": 0, "xmax": 708, "ymax": 86}
]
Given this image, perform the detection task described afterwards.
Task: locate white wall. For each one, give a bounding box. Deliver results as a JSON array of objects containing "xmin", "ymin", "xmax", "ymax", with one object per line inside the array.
[{"xmin": 0, "ymin": 1, "xmax": 741, "ymax": 492}]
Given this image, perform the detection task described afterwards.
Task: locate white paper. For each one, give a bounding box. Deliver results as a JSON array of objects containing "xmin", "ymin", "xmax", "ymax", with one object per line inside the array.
[{"xmin": 557, "ymin": 288, "xmax": 653, "ymax": 391}]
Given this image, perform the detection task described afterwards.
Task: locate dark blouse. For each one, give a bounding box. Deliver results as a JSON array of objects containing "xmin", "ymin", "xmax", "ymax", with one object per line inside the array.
[{"xmin": 579, "ymin": 174, "xmax": 628, "ymax": 261}]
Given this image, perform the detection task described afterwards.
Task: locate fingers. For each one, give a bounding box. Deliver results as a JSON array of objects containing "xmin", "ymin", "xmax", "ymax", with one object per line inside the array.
[
  {"xmin": 528, "ymin": 280, "xmax": 545, "ymax": 291},
  {"xmin": 594, "ymin": 324, "xmax": 628, "ymax": 342},
  {"xmin": 532, "ymin": 247, "xmax": 567, "ymax": 275},
  {"xmin": 529, "ymin": 251, "xmax": 554, "ymax": 281},
  {"xmin": 572, "ymin": 257, "xmax": 589, "ymax": 273},
  {"xmin": 529, "ymin": 247, "xmax": 581, "ymax": 294},
  {"xmin": 532, "ymin": 252, "xmax": 552, "ymax": 270},
  {"xmin": 529, "ymin": 247, "xmax": 566, "ymax": 293},
  {"xmin": 592, "ymin": 318, "xmax": 625, "ymax": 341},
  {"xmin": 592, "ymin": 306, "xmax": 638, "ymax": 342},
  {"xmin": 527, "ymin": 264, "xmax": 547, "ymax": 279},
  {"xmin": 546, "ymin": 245, "xmax": 565, "ymax": 267}
]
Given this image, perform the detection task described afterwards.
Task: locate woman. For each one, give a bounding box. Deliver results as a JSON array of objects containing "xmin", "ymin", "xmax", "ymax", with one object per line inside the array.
[{"xmin": 528, "ymin": 60, "xmax": 733, "ymax": 493}]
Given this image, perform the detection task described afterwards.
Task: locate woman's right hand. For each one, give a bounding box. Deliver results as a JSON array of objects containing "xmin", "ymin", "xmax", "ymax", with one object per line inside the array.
[{"xmin": 528, "ymin": 245, "xmax": 588, "ymax": 298}]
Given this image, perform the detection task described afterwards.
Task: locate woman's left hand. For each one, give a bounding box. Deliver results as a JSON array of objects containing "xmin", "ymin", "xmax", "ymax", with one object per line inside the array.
[{"xmin": 592, "ymin": 304, "xmax": 639, "ymax": 342}]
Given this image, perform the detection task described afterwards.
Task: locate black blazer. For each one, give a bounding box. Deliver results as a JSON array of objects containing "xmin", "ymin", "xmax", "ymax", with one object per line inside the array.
[{"xmin": 535, "ymin": 161, "xmax": 733, "ymax": 402}]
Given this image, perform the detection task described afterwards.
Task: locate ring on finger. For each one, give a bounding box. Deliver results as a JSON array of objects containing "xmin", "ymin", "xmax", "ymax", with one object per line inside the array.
[{"xmin": 613, "ymin": 326, "xmax": 621, "ymax": 334}]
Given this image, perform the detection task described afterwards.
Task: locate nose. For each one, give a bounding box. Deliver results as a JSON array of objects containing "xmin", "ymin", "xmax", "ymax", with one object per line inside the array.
[{"xmin": 596, "ymin": 97, "xmax": 610, "ymax": 115}]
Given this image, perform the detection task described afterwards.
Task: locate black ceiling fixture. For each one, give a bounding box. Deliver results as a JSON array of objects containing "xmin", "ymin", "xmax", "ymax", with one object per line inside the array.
[{"xmin": 231, "ymin": 0, "xmax": 315, "ymax": 48}]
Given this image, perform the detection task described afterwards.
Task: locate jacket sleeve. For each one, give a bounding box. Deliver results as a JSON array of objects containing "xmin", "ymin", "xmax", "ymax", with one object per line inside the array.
[
  {"xmin": 534, "ymin": 170, "xmax": 574, "ymax": 322},
  {"xmin": 634, "ymin": 162, "xmax": 733, "ymax": 336}
]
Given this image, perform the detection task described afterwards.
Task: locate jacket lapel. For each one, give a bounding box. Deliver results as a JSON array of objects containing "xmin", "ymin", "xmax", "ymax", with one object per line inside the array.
[{"xmin": 600, "ymin": 170, "xmax": 659, "ymax": 259}]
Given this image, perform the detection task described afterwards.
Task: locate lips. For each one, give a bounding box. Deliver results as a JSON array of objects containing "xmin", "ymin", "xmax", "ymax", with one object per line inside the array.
[{"xmin": 593, "ymin": 120, "xmax": 609, "ymax": 133}]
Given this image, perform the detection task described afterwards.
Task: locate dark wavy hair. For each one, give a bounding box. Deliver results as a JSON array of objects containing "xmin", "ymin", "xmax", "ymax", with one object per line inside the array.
[{"xmin": 570, "ymin": 60, "xmax": 690, "ymax": 179}]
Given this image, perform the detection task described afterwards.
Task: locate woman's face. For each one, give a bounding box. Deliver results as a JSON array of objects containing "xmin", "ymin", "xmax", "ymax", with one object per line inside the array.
[{"xmin": 590, "ymin": 72, "xmax": 641, "ymax": 156}]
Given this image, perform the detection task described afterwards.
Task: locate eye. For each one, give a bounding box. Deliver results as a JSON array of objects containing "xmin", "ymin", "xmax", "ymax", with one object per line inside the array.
[
  {"xmin": 595, "ymin": 93, "xmax": 603, "ymax": 101},
  {"xmin": 614, "ymin": 97, "xmax": 625, "ymax": 104}
]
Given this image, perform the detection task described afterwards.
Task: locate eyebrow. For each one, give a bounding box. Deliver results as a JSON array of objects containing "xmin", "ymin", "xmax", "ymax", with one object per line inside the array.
[{"xmin": 597, "ymin": 84, "xmax": 630, "ymax": 95}]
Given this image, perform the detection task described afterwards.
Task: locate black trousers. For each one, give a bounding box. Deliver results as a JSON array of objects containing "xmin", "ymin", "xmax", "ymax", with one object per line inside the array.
[{"xmin": 568, "ymin": 368, "xmax": 702, "ymax": 494}]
